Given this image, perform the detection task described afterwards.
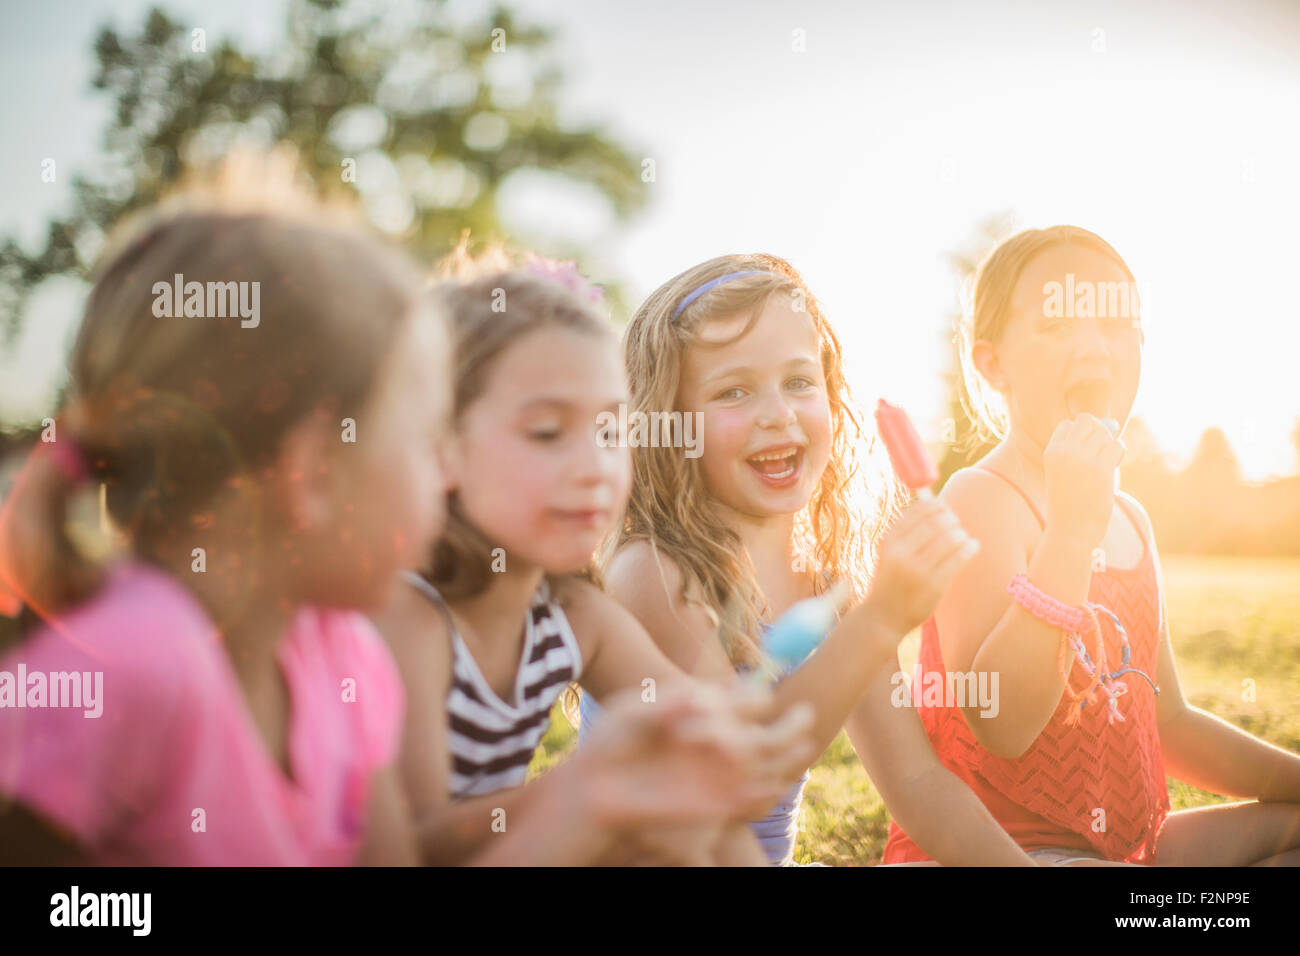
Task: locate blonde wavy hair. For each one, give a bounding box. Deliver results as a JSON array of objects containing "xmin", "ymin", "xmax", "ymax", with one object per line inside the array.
[
  {"xmin": 607, "ymin": 253, "xmax": 901, "ymax": 668},
  {"xmin": 958, "ymin": 225, "xmax": 1139, "ymax": 447}
]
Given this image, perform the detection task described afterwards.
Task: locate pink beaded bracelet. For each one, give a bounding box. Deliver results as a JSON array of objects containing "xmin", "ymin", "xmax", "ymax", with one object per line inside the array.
[{"xmin": 1007, "ymin": 574, "xmax": 1158, "ymax": 726}]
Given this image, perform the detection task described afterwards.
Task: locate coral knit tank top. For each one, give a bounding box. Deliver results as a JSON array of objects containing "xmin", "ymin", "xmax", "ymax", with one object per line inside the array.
[{"xmin": 883, "ymin": 467, "xmax": 1169, "ymax": 864}]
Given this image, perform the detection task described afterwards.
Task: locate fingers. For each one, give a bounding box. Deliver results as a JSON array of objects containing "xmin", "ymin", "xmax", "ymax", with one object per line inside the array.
[
  {"xmin": 888, "ymin": 500, "xmax": 973, "ymax": 569},
  {"xmin": 752, "ymin": 700, "xmax": 815, "ymax": 776},
  {"xmin": 1075, "ymin": 414, "xmax": 1125, "ymax": 457},
  {"xmin": 887, "ymin": 498, "xmax": 960, "ymax": 552}
]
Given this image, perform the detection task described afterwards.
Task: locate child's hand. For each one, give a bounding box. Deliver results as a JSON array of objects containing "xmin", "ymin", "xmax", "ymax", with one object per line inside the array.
[
  {"xmin": 575, "ymin": 681, "xmax": 814, "ymax": 830},
  {"xmin": 1043, "ymin": 413, "xmax": 1127, "ymax": 550},
  {"xmin": 862, "ymin": 497, "xmax": 980, "ymax": 637}
]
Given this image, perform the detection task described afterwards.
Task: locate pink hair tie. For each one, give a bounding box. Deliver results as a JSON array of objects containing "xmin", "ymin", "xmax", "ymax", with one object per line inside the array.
[
  {"xmin": 38, "ymin": 437, "xmax": 90, "ymax": 486},
  {"xmin": 523, "ymin": 254, "xmax": 604, "ymax": 304},
  {"xmin": 1007, "ymin": 574, "xmax": 1158, "ymax": 726}
]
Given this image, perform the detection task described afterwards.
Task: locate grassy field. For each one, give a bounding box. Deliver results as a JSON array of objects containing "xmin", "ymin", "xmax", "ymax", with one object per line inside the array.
[{"xmin": 531, "ymin": 554, "xmax": 1300, "ymax": 865}]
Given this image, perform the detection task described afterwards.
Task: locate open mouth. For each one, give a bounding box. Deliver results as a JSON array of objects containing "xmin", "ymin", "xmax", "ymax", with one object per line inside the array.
[
  {"xmin": 1065, "ymin": 379, "xmax": 1111, "ymax": 420},
  {"xmin": 746, "ymin": 446, "xmax": 803, "ymax": 486}
]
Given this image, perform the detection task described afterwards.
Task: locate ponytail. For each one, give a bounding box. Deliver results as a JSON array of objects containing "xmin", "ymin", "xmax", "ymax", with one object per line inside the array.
[{"xmin": 0, "ymin": 430, "xmax": 105, "ymax": 621}]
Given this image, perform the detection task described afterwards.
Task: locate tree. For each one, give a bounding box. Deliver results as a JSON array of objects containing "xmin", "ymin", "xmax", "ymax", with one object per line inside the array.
[{"xmin": 0, "ymin": 0, "xmax": 648, "ymax": 352}]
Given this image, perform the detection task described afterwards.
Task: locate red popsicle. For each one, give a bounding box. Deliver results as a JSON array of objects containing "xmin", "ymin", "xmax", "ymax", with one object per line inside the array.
[{"xmin": 875, "ymin": 398, "xmax": 939, "ymax": 494}]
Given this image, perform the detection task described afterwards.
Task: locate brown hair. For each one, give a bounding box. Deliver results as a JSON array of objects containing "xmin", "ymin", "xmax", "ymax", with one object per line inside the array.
[
  {"xmin": 0, "ymin": 151, "xmax": 426, "ymax": 619},
  {"xmin": 958, "ymin": 225, "xmax": 1138, "ymax": 445},
  {"xmin": 611, "ymin": 253, "xmax": 899, "ymax": 667},
  {"xmin": 424, "ymin": 245, "xmax": 616, "ymax": 598}
]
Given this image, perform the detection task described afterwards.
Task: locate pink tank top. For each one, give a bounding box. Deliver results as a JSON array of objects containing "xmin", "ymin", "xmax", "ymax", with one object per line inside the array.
[{"xmin": 884, "ymin": 467, "xmax": 1169, "ymax": 863}]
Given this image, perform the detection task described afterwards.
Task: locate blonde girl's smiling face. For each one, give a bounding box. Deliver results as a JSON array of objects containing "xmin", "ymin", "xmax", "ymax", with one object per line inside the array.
[
  {"xmin": 451, "ymin": 326, "xmax": 632, "ymax": 573},
  {"xmin": 677, "ymin": 295, "xmax": 832, "ymax": 519},
  {"xmin": 978, "ymin": 243, "xmax": 1143, "ymax": 448}
]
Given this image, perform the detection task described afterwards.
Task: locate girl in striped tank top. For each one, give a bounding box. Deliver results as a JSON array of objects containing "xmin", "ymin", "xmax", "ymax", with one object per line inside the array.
[
  {"xmin": 885, "ymin": 226, "xmax": 1300, "ymax": 865},
  {"xmin": 373, "ymin": 252, "xmax": 811, "ymax": 865},
  {"xmin": 404, "ymin": 570, "xmax": 583, "ymax": 798}
]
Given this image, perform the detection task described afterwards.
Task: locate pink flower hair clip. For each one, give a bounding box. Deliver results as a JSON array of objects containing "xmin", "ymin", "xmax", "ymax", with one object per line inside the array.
[{"xmin": 523, "ymin": 254, "xmax": 604, "ymax": 305}]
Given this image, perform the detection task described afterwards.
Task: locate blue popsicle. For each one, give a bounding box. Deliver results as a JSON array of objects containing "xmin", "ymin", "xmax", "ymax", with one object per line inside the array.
[{"xmin": 759, "ymin": 579, "xmax": 853, "ymax": 678}]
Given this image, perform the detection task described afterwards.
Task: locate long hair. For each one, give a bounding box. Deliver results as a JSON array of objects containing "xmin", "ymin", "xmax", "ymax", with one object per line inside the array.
[{"xmin": 610, "ymin": 253, "xmax": 901, "ymax": 667}]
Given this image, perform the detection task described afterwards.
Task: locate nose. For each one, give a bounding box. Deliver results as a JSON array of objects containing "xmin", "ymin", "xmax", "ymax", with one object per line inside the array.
[
  {"xmin": 755, "ymin": 386, "xmax": 798, "ymax": 430},
  {"xmin": 572, "ymin": 423, "xmax": 627, "ymax": 485},
  {"xmin": 1071, "ymin": 316, "xmax": 1111, "ymax": 362}
]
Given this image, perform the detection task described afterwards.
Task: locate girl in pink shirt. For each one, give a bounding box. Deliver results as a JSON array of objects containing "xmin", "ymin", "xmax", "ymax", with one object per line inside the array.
[{"xmin": 0, "ymin": 158, "xmax": 449, "ymax": 865}]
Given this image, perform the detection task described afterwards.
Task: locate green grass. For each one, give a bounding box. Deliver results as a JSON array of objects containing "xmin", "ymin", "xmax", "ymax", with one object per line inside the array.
[{"xmin": 533, "ymin": 555, "xmax": 1300, "ymax": 864}]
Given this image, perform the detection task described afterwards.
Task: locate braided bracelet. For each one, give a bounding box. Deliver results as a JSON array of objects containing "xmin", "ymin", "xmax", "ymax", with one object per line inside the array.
[{"xmin": 1007, "ymin": 575, "xmax": 1158, "ymax": 726}]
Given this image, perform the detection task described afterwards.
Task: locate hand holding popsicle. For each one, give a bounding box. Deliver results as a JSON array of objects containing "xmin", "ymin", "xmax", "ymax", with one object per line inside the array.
[
  {"xmin": 864, "ymin": 496, "xmax": 981, "ymax": 636},
  {"xmin": 1042, "ymin": 413, "xmax": 1127, "ymax": 551},
  {"xmin": 870, "ymin": 400, "xmax": 980, "ymax": 634}
]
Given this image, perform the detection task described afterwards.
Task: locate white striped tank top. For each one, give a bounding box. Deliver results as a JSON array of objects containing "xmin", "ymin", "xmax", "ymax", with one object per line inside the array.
[{"xmin": 402, "ymin": 571, "xmax": 584, "ymax": 799}]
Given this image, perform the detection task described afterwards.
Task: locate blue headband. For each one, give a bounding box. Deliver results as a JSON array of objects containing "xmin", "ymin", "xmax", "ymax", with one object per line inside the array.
[{"xmin": 671, "ymin": 270, "xmax": 771, "ymax": 320}]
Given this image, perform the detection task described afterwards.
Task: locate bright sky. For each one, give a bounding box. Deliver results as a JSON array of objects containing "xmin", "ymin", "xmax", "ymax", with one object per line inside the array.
[{"xmin": 3, "ymin": 0, "xmax": 1298, "ymax": 479}]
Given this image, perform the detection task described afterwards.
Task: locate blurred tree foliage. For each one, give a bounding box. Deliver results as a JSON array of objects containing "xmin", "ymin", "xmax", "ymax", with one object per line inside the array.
[{"xmin": 0, "ymin": 0, "xmax": 647, "ymax": 350}]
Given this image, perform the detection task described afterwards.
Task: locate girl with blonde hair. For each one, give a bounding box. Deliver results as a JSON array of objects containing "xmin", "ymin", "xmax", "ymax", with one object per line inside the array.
[
  {"xmin": 585, "ymin": 253, "xmax": 1036, "ymax": 865},
  {"xmin": 884, "ymin": 225, "xmax": 1300, "ymax": 865}
]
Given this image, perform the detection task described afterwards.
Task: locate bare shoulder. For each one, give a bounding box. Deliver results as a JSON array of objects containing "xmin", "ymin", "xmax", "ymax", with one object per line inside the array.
[
  {"xmin": 605, "ymin": 538, "xmax": 688, "ymax": 609},
  {"xmin": 940, "ymin": 465, "xmax": 1040, "ymax": 547},
  {"xmin": 603, "ymin": 540, "xmax": 726, "ymax": 673},
  {"xmin": 551, "ymin": 573, "xmax": 659, "ymax": 662},
  {"xmin": 1116, "ymin": 489, "xmax": 1156, "ymax": 540},
  {"xmin": 368, "ymin": 577, "xmax": 451, "ymax": 688},
  {"xmin": 551, "ymin": 574, "xmax": 619, "ymax": 627}
]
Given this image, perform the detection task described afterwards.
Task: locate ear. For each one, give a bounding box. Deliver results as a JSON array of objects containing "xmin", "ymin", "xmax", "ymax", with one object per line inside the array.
[
  {"xmin": 270, "ymin": 410, "xmax": 337, "ymax": 534},
  {"xmin": 971, "ymin": 340, "xmax": 1008, "ymax": 394}
]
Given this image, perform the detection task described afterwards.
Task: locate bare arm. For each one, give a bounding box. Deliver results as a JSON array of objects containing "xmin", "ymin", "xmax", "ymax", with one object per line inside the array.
[
  {"xmin": 1137, "ymin": 524, "xmax": 1300, "ymax": 802},
  {"xmin": 559, "ymin": 575, "xmax": 772, "ymax": 864},
  {"xmin": 556, "ymin": 575, "xmax": 701, "ymax": 702},
  {"xmin": 845, "ymin": 661, "xmax": 1034, "ymax": 865},
  {"xmin": 371, "ymin": 584, "xmax": 548, "ymax": 864},
  {"xmin": 607, "ymin": 500, "xmax": 978, "ymax": 780},
  {"xmin": 936, "ymin": 469, "xmax": 1094, "ymax": 758},
  {"xmin": 358, "ymin": 766, "xmax": 419, "ymax": 865}
]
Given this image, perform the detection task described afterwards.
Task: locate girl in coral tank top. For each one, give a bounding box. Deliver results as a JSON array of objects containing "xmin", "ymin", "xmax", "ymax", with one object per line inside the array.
[{"xmin": 882, "ymin": 226, "xmax": 1300, "ymax": 866}]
